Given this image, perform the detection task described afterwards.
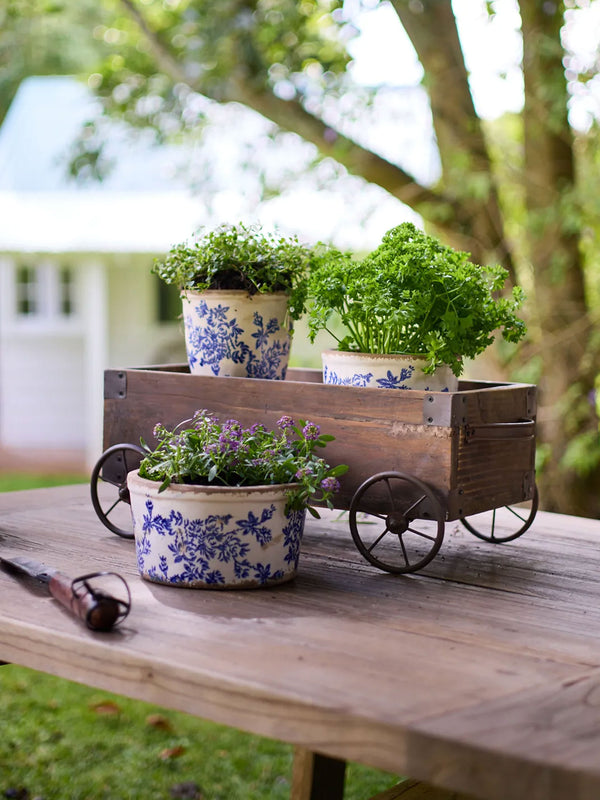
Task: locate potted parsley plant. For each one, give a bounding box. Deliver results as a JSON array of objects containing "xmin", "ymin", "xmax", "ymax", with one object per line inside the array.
[
  {"xmin": 306, "ymin": 222, "xmax": 526, "ymax": 391},
  {"xmin": 127, "ymin": 411, "xmax": 347, "ymax": 589},
  {"xmin": 154, "ymin": 223, "xmax": 313, "ymax": 379}
]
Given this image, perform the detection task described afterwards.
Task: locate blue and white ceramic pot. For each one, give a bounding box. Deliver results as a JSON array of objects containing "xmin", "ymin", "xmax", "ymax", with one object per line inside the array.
[
  {"xmin": 181, "ymin": 290, "xmax": 292, "ymax": 379},
  {"xmin": 321, "ymin": 350, "xmax": 458, "ymax": 392},
  {"xmin": 127, "ymin": 471, "xmax": 306, "ymax": 589}
]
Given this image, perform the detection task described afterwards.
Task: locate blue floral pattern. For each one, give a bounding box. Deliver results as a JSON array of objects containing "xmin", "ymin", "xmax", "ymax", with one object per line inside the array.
[
  {"xmin": 376, "ymin": 367, "xmax": 414, "ymax": 389},
  {"xmin": 323, "ymin": 365, "xmax": 374, "ymax": 387},
  {"xmin": 184, "ymin": 300, "xmax": 290, "ymax": 379},
  {"xmin": 323, "ymin": 360, "xmax": 453, "ymax": 391},
  {"xmin": 134, "ymin": 496, "xmax": 306, "ymax": 588}
]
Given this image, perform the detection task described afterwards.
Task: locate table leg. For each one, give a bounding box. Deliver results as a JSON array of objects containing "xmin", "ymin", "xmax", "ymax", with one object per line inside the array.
[{"xmin": 290, "ymin": 747, "xmax": 346, "ymax": 800}]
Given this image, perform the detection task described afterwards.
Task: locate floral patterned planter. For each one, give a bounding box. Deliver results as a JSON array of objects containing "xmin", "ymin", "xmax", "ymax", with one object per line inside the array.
[
  {"xmin": 321, "ymin": 350, "xmax": 458, "ymax": 392},
  {"xmin": 181, "ymin": 290, "xmax": 292, "ymax": 379},
  {"xmin": 127, "ymin": 471, "xmax": 306, "ymax": 589}
]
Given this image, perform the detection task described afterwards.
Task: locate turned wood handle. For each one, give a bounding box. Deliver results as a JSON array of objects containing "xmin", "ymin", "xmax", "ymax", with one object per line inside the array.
[{"xmin": 48, "ymin": 572, "xmax": 122, "ymax": 631}]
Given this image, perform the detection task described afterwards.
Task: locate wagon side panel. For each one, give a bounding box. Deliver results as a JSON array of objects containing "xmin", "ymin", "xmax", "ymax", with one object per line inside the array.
[
  {"xmin": 103, "ymin": 367, "xmax": 455, "ymax": 511},
  {"xmin": 445, "ymin": 384, "xmax": 537, "ymax": 519}
]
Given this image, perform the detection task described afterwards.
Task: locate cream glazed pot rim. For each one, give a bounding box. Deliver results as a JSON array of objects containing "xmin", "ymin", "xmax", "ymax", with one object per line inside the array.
[
  {"xmin": 322, "ymin": 349, "xmax": 435, "ymax": 362},
  {"xmin": 180, "ymin": 289, "xmax": 290, "ymax": 300},
  {"xmin": 127, "ymin": 470, "xmax": 299, "ymax": 497}
]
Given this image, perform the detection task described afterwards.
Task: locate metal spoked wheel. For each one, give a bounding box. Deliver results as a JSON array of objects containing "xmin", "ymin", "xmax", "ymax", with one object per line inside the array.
[
  {"xmin": 349, "ymin": 471, "xmax": 446, "ymax": 574},
  {"xmin": 90, "ymin": 443, "xmax": 145, "ymax": 538},
  {"xmin": 460, "ymin": 484, "xmax": 539, "ymax": 543}
]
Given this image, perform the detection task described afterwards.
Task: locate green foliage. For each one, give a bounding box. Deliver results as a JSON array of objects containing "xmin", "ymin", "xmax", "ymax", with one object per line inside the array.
[
  {"xmin": 0, "ymin": 0, "xmax": 109, "ymax": 124},
  {"xmin": 0, "ymin": 665, "xmax": 400, "ymax": 800},
  {"xmin": 562, "ymin": 430, "xmax": 600, "ymax": 477},
  {"xmin": 0, "ymin": 473, "xmax": 87, "ymax": 492},
  {"xmin": 307, "ymin": 223, "xmax": 527, "ymax": 377},
  {"xmin": 153, "ymin": 223, "xmax": 313, "ymax": 320},
  {"xmin": 81, "ymin": 0, "xmax": 352, "ymax": 138},
  {"xmin": 138, "ymin": 410, "xmax": 348, "ymax": 515}
]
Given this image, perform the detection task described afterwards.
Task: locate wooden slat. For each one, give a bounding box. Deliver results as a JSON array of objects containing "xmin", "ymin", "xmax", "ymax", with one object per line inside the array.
[{"xmin": 455, "ymin": 382, "xmax": 536, "ymax": 425}]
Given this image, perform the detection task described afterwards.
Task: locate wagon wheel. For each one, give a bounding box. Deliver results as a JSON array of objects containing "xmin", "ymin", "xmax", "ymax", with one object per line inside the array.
[
  {"xmin": 90, "ymin": 443, "xmax": 145, "ymax": 539},
  {"xmin": 349, "ymin": 471, "xmax": 445, "ymax": 574},
  {"xmin": 460, "ymin": 484, "xmax": 539, "ymax": 543}
]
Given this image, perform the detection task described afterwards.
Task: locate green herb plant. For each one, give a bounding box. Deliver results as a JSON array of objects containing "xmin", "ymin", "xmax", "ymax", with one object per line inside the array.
[
  {"xmin": 307, "ymin": 222, "xmax": 526, "ymax": 376},
  {"xmin": 138, "ymin": 411, "xmax": 348, "ymax": 516},
  {"xmin": 153, "ymin": 222, "xmax": 313, "ymax": 320}
]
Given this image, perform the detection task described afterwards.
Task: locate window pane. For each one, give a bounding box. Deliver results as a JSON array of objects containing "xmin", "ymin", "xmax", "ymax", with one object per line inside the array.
[
  {"xmin": 59, "ymin": 267, "xmax": 75, "ymax": 316},
  {"xmin": 16, "ymin": 266, "xmax": 39, "ymax": 315},
  {"xmin": 156, "ymin": 278, "xmax": 181, "ymax": 323}
]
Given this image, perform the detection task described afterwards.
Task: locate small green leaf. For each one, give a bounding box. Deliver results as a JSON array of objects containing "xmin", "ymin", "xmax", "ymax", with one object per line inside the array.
[{"xmin": 330, "ymin": 464, "xmax": 349, "ymax": 476}]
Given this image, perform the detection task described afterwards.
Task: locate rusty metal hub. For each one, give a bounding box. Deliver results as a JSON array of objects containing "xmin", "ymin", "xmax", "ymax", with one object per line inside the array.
[{"xmin": 386, "ymin": 512, "xmax": 409, "ymax": 535}]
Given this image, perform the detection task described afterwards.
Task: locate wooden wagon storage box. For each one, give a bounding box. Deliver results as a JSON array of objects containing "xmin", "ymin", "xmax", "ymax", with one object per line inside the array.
[{"xmin": 96, "ymin": 365, "xmax": 537, "ymax": 574}]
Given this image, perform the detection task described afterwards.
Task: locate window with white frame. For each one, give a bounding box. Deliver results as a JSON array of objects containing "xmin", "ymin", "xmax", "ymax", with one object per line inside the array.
[{"xmin": 14, "ymin": 263, "xmax": 77, "ymax": 319}]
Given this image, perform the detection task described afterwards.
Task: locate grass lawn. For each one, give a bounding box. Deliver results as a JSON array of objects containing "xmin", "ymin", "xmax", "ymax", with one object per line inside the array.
[
  {"xmin": 0, "ymin": 475, "xmax": 400, "ymax": 799},
  {"xmin": 0, "ymin": 473, "xmax": 88, "ymax": 492}
]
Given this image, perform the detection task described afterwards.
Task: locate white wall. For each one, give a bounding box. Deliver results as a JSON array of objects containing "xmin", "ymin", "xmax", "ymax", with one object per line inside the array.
[
  {"xmin": 0, "ymin": 253, "xmax": 184, "ymax": 467},
  {"xmin": 0, "ymin": 333, "xmax": 86, "ymax": 448},
  {"xmin": 0, "ymin": 256, "xmax": 87, "ymax": 450},
  {"xmin": 106, "ymin": 253, "xmax": 185, "ymax": 368}
]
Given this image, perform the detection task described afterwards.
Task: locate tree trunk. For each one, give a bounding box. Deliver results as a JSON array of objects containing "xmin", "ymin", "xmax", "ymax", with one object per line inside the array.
[{"xmin": 520, "ymin": 0, "xmax": 600, "ymax": 514}]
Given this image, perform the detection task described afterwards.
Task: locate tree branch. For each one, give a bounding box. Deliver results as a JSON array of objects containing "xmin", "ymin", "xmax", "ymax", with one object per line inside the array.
[
  {"xmin": 118, "ymin": 0, "xmax": 190, "ymax": 84},
  {"xmin": 224, "ymin": 81, "xmax": 451, "ymax": 211},
  {"xmin": 117, "ymin": 0, "xmax": 461, "ymax": 227}
]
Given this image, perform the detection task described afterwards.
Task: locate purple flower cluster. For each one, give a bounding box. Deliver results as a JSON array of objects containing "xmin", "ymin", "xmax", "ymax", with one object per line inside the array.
[
  {"xmin": 295, "ymin": 466, "xmax": 314, "ymax": 480},
  {"xmin": 302, "ymin": 422, "xmax": 321, "ymax": 441},
  {"xmin": 277, "ymin": 415, "xmax": 295, "ymax": 430},
  {"xmin": 139, "ymin": 409, "xmax": 347, "ymax": 513},
  {"xmin": 320, "ymin": 477, "xmax": 341, "ymax": 494}
]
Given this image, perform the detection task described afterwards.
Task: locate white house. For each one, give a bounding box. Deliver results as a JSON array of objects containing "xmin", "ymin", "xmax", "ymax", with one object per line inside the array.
[{"xmin": 0, "ymin": 76, "xmax": 204, "ymax": 469}]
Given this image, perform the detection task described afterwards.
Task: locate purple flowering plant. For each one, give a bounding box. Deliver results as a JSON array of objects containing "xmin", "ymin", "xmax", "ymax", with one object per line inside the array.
[{"xmin": 138, "ymin": 410, "xmax": 348, "ymax": 516}]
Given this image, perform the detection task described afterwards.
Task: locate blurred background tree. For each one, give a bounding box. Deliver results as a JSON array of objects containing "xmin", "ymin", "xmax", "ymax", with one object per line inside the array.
[
  {"xmin": 0, "ymin": 0, "xmax": 110, "ymax": 124},
  {"xmin": 3, "ymin": 0, "xmax": 600, "ymax": 517}
]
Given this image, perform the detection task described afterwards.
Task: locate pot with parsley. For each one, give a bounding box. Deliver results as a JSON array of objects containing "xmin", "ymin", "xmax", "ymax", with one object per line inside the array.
[{"xmin": 306, "ymin": 223, "xmax": 526, "ymax": 391}]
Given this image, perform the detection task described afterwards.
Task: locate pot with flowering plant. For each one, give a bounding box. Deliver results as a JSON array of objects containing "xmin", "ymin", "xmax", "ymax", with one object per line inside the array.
[
  {"xmin": 307, "ymin": 222, "xmax": 526, "ymax": 391},
  {"xmin": 126, "ymin": 411, "xmax": 348, "ymax": 589},
  {"xmin": 153, "ymin": 222, "xmax": 313, "ymax": 379}
]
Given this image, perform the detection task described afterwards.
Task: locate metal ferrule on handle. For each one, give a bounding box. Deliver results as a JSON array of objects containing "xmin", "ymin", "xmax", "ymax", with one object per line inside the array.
[{"xmin": 48, "ymin": 572, "xmax": 124, "ymax": 632}]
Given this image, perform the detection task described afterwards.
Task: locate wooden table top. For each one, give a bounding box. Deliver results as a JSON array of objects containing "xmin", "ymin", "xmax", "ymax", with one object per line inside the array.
[{"xmin": 1, "ymin": 484, "xmax": 600, "ymax": 800}]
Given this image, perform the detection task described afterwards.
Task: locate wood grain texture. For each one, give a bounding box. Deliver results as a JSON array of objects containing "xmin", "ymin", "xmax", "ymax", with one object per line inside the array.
[
  {"xmin": 1, "ymin": 485, "xmax": 599, "ymax": 800},
  {"xmin": 102, "ymin": 367, "xmax": 535, "ymax": 518}
]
